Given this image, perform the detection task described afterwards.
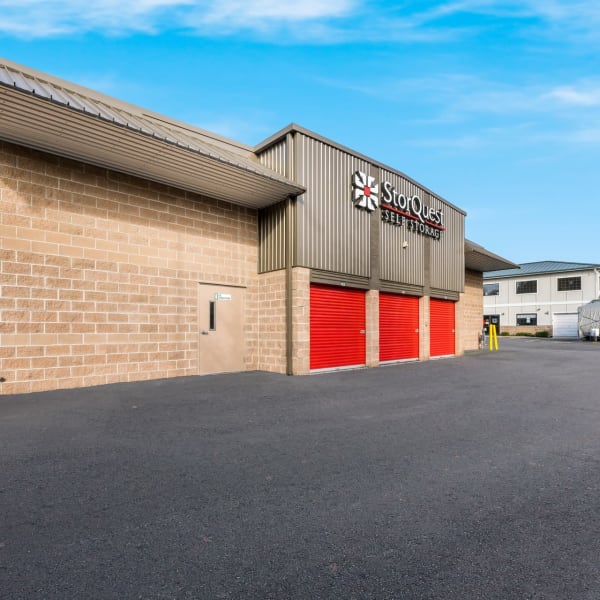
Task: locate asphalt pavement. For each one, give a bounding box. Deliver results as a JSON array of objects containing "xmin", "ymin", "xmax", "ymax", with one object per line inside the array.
[{"xmin": 1, "ymin": 337, "xmax": 600, "ymax": 599}]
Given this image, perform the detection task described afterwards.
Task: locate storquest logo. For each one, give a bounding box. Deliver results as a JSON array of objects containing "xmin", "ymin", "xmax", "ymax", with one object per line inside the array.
[
  {"xmin": 352, "ymin": 171, "xmax": 379, "ymax": 212},
  {"xmin": 351, "ymin": 171, "xmax": 446, "ymax": 240}
]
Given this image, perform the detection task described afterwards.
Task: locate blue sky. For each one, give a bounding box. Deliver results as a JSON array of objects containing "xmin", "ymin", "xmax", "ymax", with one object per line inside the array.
[{"xmin": 1, "ymin": 0, "xmax": 599, "ymax": 264}]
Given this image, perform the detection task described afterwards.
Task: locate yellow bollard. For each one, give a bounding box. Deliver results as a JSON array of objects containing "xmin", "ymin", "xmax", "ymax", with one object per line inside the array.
[{"xmin": 489, "ymin": 323, "xmax": 499, "ymax": 351}]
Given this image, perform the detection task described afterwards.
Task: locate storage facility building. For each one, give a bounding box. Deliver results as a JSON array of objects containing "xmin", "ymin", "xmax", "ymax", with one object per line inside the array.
[{"xmin": 0, "ymin": 58, "xmax": 514, "ymax": 393}]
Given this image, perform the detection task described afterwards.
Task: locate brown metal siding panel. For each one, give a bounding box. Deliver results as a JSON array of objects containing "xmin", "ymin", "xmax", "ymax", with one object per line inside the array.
[
  {"xmin": 310, "ymin": 269, "xmax": 370, "ymax": 290},
  {"xmin": 379, "ymin": 169, "xmax": 426, "ymax": 286},
  {"xmin": 257, "ymin": 139, "xmax": 291, "ymax": 273},
  {"xmin": 430, "ymin": 197, "xmax": 465, "ymax": 293},
  {"xmin": 431, "ymin": 288, "xmax": 460, "ymax": 301},
  {"xmin": 257, "ymin": 130, "xmax": 465, "ymax": 292},
  {"xmin": 379, "ymin": 170, "xmax": 464, "ymax": 294},
  {"xmin": 294, "ymin": 134, "xmax": 371, "ymax": 277},
  {"xmin": 380, "ymin": 280, "xmax": 424, "ymax": 296},
  {"xmin": 258, "ymin": 138, "xmax": 289, "ymax": 177},
  {"xmin": 259, "ymin": 202, "xmax": 286, "ymax": 273}
]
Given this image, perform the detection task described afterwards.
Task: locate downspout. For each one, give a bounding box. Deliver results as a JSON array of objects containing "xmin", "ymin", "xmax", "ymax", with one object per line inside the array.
[
  {"xmin": 595, "ymin": 268, "xmax": 600, "ymax": 299},
  {"xmin": 285, "ymin": 195, "xmax": 294, "ymax": 375},
  {"xmin": 285, "ymin": 131, "xmax": 296, "ymax": 376}
]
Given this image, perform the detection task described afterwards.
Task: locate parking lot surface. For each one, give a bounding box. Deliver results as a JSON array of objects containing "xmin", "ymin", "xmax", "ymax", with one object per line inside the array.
[{"xmin": 1, "ymin": 337, "xmax": 600, "ymax": 599}]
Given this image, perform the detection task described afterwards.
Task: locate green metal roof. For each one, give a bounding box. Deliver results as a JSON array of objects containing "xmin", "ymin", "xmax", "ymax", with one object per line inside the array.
[{"xmin": 484, "ymin": 260, "xmax": 600, "ymax": 279}]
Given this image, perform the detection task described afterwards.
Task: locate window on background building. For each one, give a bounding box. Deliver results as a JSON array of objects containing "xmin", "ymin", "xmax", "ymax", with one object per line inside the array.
[
  {"xmin": 557, "ymin": 276, "xmax": 581, "ymax": 291},
  {"xmin": 516, "ymin": 280, "xmax": 537, "ymax": 294},
  {"xmin": 483, "ymin": 283, "xmax": 499, "ymax": 296},
  {"xmin": 516, "ymin": 313, "xmax": 537, "ymax": 326}
]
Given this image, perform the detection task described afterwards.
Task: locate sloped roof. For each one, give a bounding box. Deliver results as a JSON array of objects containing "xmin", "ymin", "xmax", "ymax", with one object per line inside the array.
[
  {"xmin": 0, "ymin": 58, "xmax": 304, "ymax": 208},
  {"xmin": 484, "ymin": 260, "xmax": 600, "ymax": 279}
]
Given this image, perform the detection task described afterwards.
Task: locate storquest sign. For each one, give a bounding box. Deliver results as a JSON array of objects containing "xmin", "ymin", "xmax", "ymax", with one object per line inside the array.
[{"xmin": 352, "ymin": 171, "xmax": 445, "ymax": 240}]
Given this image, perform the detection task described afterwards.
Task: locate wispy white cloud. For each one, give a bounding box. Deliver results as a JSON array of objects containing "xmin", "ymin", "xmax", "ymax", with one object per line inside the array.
[
  {"xmin": 201, "ymin": 0, "xmax": 355, "ymax": 24},
  {"xmin": 546, "ymin": 86, "xmax": 600, "ymax": 107},
  {"xmin": 567, "ymin": 128, "xmax": 600, "ymax": 143},
  {"xmin": 409, "ymin": 0, "xmax": 600, "ymax": 26},
  {"xmin": 319, "ymin": 71, "xmax": 600, "ymax": 149},
  {"xmin": 0, "ymin": 0, "xmax": 357, "ymax": 38},
  {"xmin": 369, "ymin": 1, "xmax": 600, "ymax": 45},
  {"xmin": 0, "ymin": 0, "xmax": 194, "ymax": 36},
  {"xmin": 1, "ymin": 0, "xmax": 599, "ymax": 45}
]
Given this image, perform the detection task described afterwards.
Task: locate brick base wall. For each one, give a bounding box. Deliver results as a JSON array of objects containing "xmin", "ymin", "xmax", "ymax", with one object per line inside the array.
[
  {"xmin": 365, "ymin": 290, "xmax": 379, "ymax": 367},
  {"xmin": 291, "ymin": 267, "xmax": 310, "ymax": 375},
  {"xmin": 257, "ymin": 269, "xmax": 286, "ymax": 373},
  {"xmin": 458, "ymin": 269, "xmax": 484, "ymax": 352},
  {"xmin": 0, "ymin": 142, "xmax": 260, "ymax": 393},
  {"xmin": 500, "ymin": 325, "xmax": 552, "ymax": 336}
]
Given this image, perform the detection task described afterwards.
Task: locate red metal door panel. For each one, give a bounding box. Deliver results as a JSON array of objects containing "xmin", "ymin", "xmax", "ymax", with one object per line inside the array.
[
  {"xmin": 379, "ymin": 293, "xmax": 420, "ymax": 362},
  {"xmin": 430, "ymin": 298, "xmax": 456, "ymax": 357},
  {"xmin": 310, "ymin": 284, "xmax": 366, "ymax": 370}
]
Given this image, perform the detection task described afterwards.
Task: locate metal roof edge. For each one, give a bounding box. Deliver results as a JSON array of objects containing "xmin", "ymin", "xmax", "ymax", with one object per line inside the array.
[
  {"xmin": 465, "ymin": 239, "xmax": 518, "ymax": 273},
  {"xmin": 0, "ymin": 57, "xmax": 254, "ymax": 155},
  {"xmin": 255, "ymin": 123, "xmax": 467, "ymax": 216},
  {"xmin": 0, "ymin": 58, "xmax": 305, "ymax": 199},
  {"xmin": 253, "ymin": 123, "xmax": 298, "ymax": 153},
  {"xmin": 483, "ymin": 261, "xmax": 600, "ymax": 279}
]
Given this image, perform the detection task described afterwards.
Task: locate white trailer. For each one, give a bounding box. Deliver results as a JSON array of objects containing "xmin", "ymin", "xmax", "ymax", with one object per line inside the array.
[{"xmin": 578, "ymin": 300, "xmax": 600, "ymax": 339}]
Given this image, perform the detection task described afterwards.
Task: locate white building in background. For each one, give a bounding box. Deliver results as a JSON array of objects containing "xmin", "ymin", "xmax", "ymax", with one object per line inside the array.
[{"xmin": 483, "ymin": 261, "xmax": 600, "ymax": 337}]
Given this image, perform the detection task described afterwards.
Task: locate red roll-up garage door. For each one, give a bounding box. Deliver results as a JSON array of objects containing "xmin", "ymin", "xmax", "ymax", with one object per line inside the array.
[
  {"xmin": 379, "ymin": 293, "xmax": 419, "ymax": 362},
  {"xmin": 430, "ymin": 298, "xmax": 456, "ymax": 357},
  {"xmin": 310, "ymin": 284, "xmax": 366, "ymax": 370}
]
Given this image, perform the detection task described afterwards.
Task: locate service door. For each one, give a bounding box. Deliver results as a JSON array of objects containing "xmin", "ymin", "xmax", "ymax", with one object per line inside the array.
[
  {"xmin": 430, "ymin": 298, "xmax": 456, "ymax": 357},
  {"xmin": 198, "ymin": 284, "xmax": 245, "ymax": 375},
  {"xmin": 310, "ymin": 284, "xmax": 366, "ymax": 370},
  {"xmin": 379, "ymin": 293, "xmax": 419, "ymax": 362},
  {"xmin": 552, "ymin": 312, "xmax": 579, "ymax": 338}
]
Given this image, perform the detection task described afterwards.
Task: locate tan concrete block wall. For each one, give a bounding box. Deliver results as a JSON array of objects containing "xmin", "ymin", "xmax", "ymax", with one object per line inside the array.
[
  {"xmin": 457, "ymin": 269, "xmax": 484, "ymax": 353},
  {"xmin": 0, "ymin": 142, "xmax": 259, "ymax": 394},
  {"xmin": 254, "ymin": 267, "xmax": 312, "ymax": 375},
  {"xmin": 419, "ymin": 296, "xmax": 430, "ymax": 360},
  {"xmin": 291, "ymin": 267, "xmax": 310, "ymax": 375},
  {"xmin": 256, "ymin": 269, "xmax": 286, "ymax": 373},
  {"xmin": 365, "ymin": 290, "xmax": 379, "ymax": 367}
]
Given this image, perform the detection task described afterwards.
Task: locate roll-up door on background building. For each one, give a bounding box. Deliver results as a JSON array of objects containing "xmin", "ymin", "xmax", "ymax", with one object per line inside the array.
[
  {"xmin": 430, "ymin": 298, "xmax": 456, "ymax": 357},
  {"xmin": 552, "ymin": 313, "xmax": 579, "ymax": 338},
  {"xmin": 310, "ymin": 284, "xmax": 366, "ymax": 370},
  {"xmin": 379, "ymin": 293, "xmax": 419, "ymax": 362}
]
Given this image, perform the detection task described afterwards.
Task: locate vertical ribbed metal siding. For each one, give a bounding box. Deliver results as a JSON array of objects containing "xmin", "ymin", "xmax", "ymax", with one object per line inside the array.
[
  {"xmin": 258, "ymin": 138, "xmax": 288, "ymax": 177},
  {"xmin": 259, "ymin": 201, "xmax": 287, "ymax": 272},
  {"xmin": 430, "ymin": 194, "xmax": 465, "ymax": 293},
  {"xmin": 295, "ymin": 134, "xmax": 370, "ymax": 277},
  {"xmin": 379, "ymin": 169, "xmax": 425, "ymax": 286},
  {"xmin": 258, "ymin": 138, "xmax": 289, "ymax": 273},
  {"xmin": 257, "ymin": 131, "xmax": 465, "ymax": 291}
]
